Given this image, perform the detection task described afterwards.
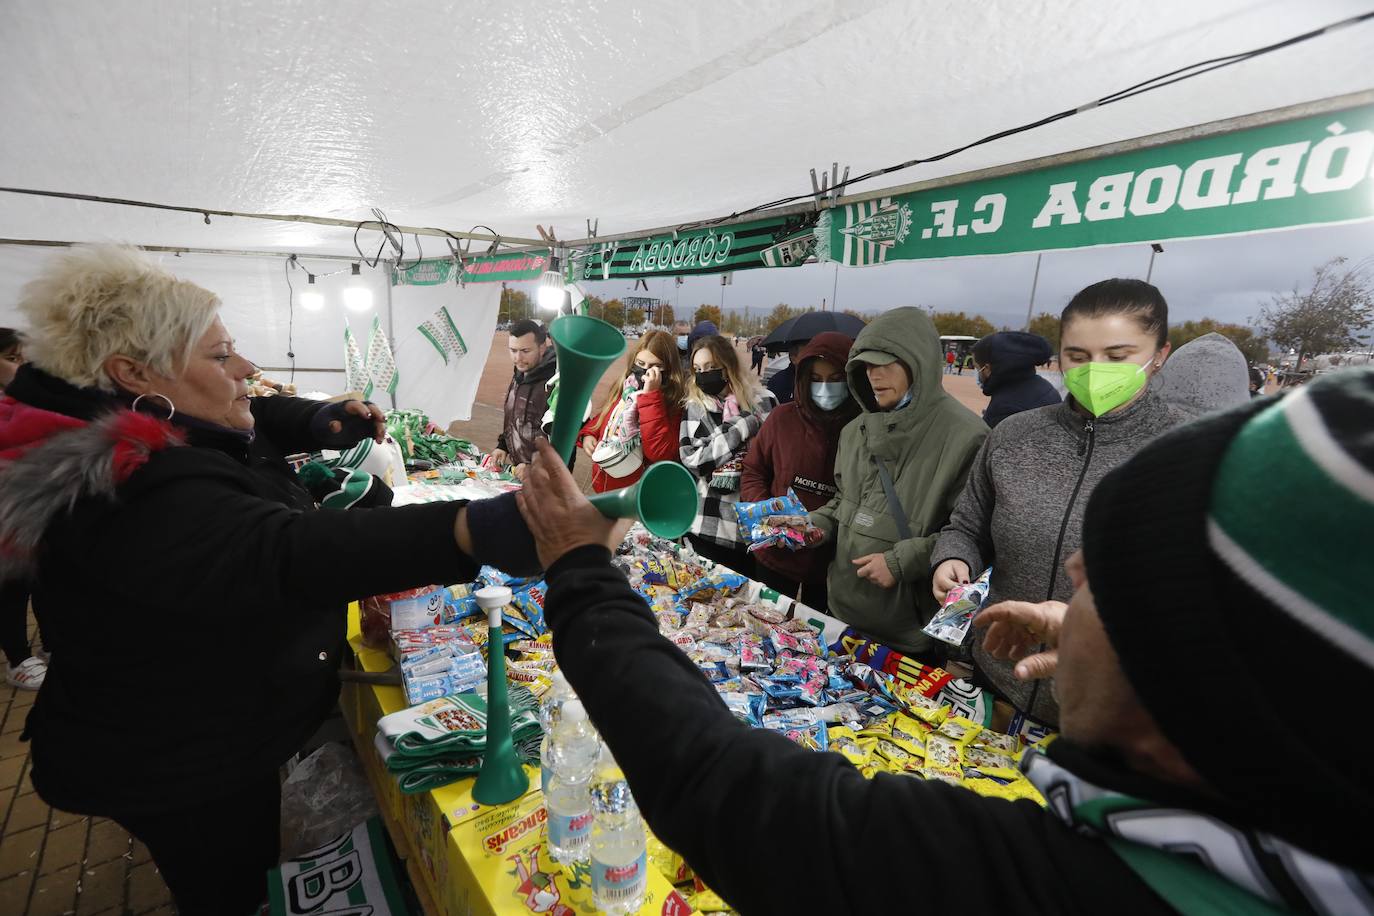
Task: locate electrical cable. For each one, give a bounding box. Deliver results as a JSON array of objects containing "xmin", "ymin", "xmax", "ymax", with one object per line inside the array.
[
  {"xmin": 284, "ymin": 257, "xmax": 298, "ymax": 383},
  {"xmin": 676, "ymin": 11, "xmax": 1374, "ymax": 231}
]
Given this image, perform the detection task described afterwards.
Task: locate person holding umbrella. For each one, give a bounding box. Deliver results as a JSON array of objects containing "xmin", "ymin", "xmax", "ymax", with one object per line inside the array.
[{"xmin": 762, "ymin": 312, "xmax": 867, "ymax": 405}]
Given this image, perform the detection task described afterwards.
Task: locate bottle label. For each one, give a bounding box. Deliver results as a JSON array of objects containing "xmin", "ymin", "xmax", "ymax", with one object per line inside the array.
[
  {"xmin": 592, "ymin": 851, "xmax": 648, "ymax": 903},
  {"xmin": 548, "ymin": 810, "xmax": 593, "ymax": 851}
]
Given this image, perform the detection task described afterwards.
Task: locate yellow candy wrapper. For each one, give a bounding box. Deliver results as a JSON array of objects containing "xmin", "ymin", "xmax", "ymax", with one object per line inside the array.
[
  {"xmin": 963, "ymin": 745, "xmax": 1017, "ymax": 772},
  {"xmin": 690, "ymin": 877, "xmax": 733, "ymax": 913},
  {"xmin": 888, "ymin": 714, "xmax": 932, "ymax": 752},
  {"xmin": 924, "ymin": 733, "xmax": 964, "ymax": 777},
  {"xmin": 893, "ymin": 687, "xmax": 950, "ymax": 726},
  {"xmin": 647, "ymin": 831, "xmax": 693, "ymax": 885},
  {"xmin": 873, "ymin": 738, "xmax": 923, "ymax": 772},
  {"xmin": 936, "ymin": 716, "xmax": 983, "ymax": 746},
  {"xmin": 973, "ymin": 729, "xmax": 1020, "ymax": 754},
  {"xmin": 829, "ymin": 726, "xmax": 869, "ymax": 767}
]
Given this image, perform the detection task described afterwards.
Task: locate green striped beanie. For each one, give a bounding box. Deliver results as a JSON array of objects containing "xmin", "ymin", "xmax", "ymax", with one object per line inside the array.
[{"xmin": 1080, "ymin": 367, "xmax": 1374, "ymax": 870}]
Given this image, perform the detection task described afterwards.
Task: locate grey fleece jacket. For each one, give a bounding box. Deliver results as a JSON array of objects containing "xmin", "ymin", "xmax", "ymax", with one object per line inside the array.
[
  {"xmin": 1154, "ymin": 332, "xmax": 1250, "ymax": 418},
  {"xmin": 930, "ymin": 386, "xmax": 1188, "ymax": 724}
]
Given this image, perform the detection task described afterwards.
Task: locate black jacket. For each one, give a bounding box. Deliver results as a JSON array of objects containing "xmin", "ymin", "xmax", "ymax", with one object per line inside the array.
[
  {"xmin": 4, "ymin": 369, "xmax": 478, "ymax": 816},
  {"xmin": 973, "ymin": 333, "xmax": 1062, "ymax": 428},
  {"xmin": 765, "ymin": 362, "xmax": 795, "ymax": 406},
  {"xmin": 543, "ymin": 546, "xmax": 1174, "ymax": 915},
  {"xmin": 984, "ymin": 370, "xmax": 1062, "ymax": 428}
]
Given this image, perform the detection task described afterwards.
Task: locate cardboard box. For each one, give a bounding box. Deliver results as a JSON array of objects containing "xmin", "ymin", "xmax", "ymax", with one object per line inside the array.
[{"xmin": 430, "ymin": 777, "xmax": 693, "ymax": 916}]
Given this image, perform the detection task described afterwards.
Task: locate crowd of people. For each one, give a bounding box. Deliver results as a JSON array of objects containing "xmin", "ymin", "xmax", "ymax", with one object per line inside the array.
[{"xmin": 1, "ymin": 244, "xmax": 1368, "ymax": 914}]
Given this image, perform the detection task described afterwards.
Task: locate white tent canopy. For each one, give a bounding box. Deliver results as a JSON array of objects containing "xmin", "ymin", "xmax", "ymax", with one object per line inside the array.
[
  {"xmin": 2, "ymin": 1, "xmax": 1371, "ymax": 422},
  {"xmin": 3, "ymin": 0, "xmax": 1371, "ymax": 253}
]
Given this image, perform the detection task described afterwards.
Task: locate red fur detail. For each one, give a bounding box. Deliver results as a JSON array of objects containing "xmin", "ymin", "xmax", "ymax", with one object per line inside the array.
[{"xmin": 107, "ymin": 412, "xmax": 183, "ymax": 483}]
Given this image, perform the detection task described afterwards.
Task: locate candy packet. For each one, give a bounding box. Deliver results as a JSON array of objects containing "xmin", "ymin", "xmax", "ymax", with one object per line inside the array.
[
  {"xmin": 733, "ymin": 489, "xmax": 807, "ymax": 533},
  {"xmin": 923, "ymin": 566, "xmax": 993, "ymax": 647}
]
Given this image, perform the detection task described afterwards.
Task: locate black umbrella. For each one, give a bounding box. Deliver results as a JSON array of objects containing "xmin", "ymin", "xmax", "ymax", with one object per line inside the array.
[{"xmin": 762, "ymin": 311, "xmax": 866, "ymax": 351}]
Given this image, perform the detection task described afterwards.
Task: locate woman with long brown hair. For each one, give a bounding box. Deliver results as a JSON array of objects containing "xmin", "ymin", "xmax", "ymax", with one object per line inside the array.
[
  {"xmin": 579, "ymin": 329, "xmax": 686, "ymax": 493},
  {"xmin": 679, "ymin": 333, "xmax": 775, "ymax": 572}
]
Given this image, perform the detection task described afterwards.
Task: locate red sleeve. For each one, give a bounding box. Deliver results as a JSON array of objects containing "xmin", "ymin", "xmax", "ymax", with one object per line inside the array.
[
  {"xmin": 739, "ymin": 411, "xmax": 776, "ymax": 502},
  {"xmin": 580, "ymin": 402, "xmax": 612, "ymax": 444},
  {"xmin": 636, "ymin": 390, "xmax": 681, "ymax": 463}
]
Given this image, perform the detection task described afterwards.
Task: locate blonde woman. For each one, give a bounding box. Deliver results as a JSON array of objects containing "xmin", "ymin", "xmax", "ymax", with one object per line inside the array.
[
  {"xmin": 0, "ymin": 246, "xmax": 546, "ymax": 914},
  {"xmin": 679, "ymin": 334, "xmax": 776, "ymax": 572}
]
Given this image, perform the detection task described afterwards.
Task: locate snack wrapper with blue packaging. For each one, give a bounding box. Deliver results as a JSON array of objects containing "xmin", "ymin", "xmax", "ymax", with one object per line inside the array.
[
  {"xmin": 922, "ymin": 567, "xmax": 993, "ymax": 647},
  {"xmin": 734, "ymin": 489, "xmax": 820, "ymax": 553}
]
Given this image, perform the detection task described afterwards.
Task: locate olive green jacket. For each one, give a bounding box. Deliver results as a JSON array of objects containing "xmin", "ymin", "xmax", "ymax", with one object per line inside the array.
[{"xmin": 810, "ymin": 308, "xmax": 987, "ymax": 653}]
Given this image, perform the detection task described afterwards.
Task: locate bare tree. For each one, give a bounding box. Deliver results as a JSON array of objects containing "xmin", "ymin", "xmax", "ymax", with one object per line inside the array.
[{"xmin": 1258, "ymin": 257, "xmax": 1374, "ymax": 369}]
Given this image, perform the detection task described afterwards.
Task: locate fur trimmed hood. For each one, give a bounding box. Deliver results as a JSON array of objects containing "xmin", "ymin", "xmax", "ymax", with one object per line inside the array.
[{"xmin": 0, "ymin": 399, "xmax": 184, "ymax": 582}]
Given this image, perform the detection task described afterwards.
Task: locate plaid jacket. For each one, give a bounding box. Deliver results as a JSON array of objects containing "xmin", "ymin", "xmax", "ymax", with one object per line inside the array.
[{"xmin": 679, "ymin": 393, "xmax": 775, "ymax": 547}]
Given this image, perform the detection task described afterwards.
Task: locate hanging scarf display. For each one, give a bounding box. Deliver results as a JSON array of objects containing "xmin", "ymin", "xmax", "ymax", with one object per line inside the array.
[{"xmin": 1022, "ymin": 746, "xmax": 1368, "ymax": 915}]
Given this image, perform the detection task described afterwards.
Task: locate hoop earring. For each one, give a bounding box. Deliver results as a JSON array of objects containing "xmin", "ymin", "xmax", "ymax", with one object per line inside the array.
[{"xmin": 130, "ymin": 392, "xmax": 176, "ymax": 421}]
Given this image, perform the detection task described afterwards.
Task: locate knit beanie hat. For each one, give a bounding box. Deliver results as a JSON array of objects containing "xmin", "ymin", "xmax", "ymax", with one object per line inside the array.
[
  {"xmin": 298, "ymin": 461, "xmax": 393, "ymax": 509},
  {"xmin": 1080, "ymin": 368, "xmax": 1374, "ymax": 869}
]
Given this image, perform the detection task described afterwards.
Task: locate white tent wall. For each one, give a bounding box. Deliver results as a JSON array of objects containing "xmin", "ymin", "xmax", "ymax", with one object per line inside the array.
[{"xmin": 0, "ymin": 246, "xmax": 500, "ymax": 424}]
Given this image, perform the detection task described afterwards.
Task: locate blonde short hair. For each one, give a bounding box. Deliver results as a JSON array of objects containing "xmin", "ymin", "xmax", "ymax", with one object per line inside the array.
[{"xmin": 17, "ymin": 246, "xmax": 220, "ymax": 392}]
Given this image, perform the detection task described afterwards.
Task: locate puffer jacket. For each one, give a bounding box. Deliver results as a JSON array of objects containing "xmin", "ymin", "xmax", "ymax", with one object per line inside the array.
[
  {"xmin": 810, "ymin": 308, "xmax": 987, "ymax": 654},
  {"xmin": 0, "ymin": 365, "xmax": 477, "ymax": 816},
  {"xmin": 930, "ymin": 385, "xmax": 1189, "ymax": 724}
]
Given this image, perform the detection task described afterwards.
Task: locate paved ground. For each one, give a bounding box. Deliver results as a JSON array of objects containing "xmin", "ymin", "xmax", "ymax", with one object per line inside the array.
[
  {"xmin": 0, "ymin": 613, "xmax": 174, "ymax": 916},
  {"xmin": 0, "ymin": 334, "xmax": 991, "ymax": 914}
]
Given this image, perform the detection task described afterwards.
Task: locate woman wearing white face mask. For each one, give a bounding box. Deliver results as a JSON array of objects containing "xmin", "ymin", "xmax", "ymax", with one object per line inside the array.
[
  {"xmin": 741, "ymin": 333, "xmax": 859, "ymax": 610},
  {"xmin": 931, "ymin": 279, "xmax": 1189, "ymax": 727}
]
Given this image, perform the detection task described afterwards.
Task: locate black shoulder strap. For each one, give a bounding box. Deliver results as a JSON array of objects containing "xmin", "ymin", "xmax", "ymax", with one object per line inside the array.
[{"xmin": 871, "ymin": 455, "xmax": 913, "ymax": 540}]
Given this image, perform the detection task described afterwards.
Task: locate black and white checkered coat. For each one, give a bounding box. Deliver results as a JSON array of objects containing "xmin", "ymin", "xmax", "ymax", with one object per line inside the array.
[{"xmin": 679, "ymin": 393, "xmax": 775, "ymax": 547}]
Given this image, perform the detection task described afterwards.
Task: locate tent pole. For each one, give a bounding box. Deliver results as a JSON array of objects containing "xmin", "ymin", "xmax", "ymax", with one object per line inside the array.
[{"xmin": 385, "ymin": 261, "xmax": 398, "ymax": 410}]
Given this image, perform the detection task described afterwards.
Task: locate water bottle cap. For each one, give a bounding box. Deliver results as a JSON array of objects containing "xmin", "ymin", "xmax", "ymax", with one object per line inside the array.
[{"xmin": 562, "ymin": 699, "xmax": 587, "ymax": 721}]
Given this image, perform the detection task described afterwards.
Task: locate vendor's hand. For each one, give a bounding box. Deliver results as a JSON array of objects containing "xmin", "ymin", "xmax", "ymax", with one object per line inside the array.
[
  {"xmin": 932, "ymin": 559, "xmax": 971, "ymax": 603},
  {"xmin": 512, "ymin": 463, "xmax": 529, "ymax": 481},
  {"xmin": 853, "ymin": 553, "xmax": 896, "ymax": 588},
  {"xmin": 974, "ymin": 600, "xmax": 1067, "ymax": 681},
  {"xmin": 491, "ymin": 448, "xmax": 509, "ymax": 467},
  {"xmin": 581, "ymin": 435, "xmax": 598, "ymax": 458},
  {"xmin": 642, "ymin": 366, "xmax": 663, "ymax": 392},
  {"xmin": 803, "ymin": 525, "xmax": 826, "ymax": 547},
  {"xmin": 517, "ymin": 439, "xmax": 633, "ymax": 568},
  {"xmin": 332, "ymin": 399, "xmax": 386, "ymax": 444}
]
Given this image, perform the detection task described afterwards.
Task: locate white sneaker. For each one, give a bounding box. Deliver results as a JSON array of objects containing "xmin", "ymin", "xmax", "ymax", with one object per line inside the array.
[{"xmin": 6, "ymin": 657, "xmax": 46, "ymax": 690}]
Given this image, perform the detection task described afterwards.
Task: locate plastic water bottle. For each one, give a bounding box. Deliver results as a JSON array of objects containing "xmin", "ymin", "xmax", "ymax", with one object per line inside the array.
[
  {"xmin": 544, "ymin": 700, "xmax": 600, "ymax": 864},
  {"xmin": 589, "ymin": 752, "xmax": 647, "ymax": 914},
  {"xmin": 538, "ymin": 670, "xmax": 575, "ymax": 797}
]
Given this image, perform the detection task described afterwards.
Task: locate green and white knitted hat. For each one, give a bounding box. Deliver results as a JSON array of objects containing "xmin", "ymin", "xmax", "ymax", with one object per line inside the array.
[{"xmin": 1081, "ymin": 367, "xmax": 1374, "ymax": 870}]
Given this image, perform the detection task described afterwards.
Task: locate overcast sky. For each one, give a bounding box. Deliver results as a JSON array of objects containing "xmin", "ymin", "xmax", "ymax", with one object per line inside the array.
[{"xmin": 563, "ymin": 220, "xmax": 1374, "ymax": 331}]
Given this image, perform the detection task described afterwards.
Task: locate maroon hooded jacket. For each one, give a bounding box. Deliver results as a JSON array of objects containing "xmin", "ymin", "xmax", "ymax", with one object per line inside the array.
[{"xmin": 741, "ymin": 332, "xmax": 860, "ymax": 584}]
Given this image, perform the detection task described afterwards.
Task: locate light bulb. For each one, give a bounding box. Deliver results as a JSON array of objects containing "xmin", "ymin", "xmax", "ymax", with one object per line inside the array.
[
  {"xmin": 345, "ymin": 263, "xmax": 373, "ymax": 312},
  {"xmin": 536, "ymin": 270, "xmax": 565, "ymax": 312},
  {"xmin": 300, "ymin": 274, "xmax": 324, "ymax": 311}
]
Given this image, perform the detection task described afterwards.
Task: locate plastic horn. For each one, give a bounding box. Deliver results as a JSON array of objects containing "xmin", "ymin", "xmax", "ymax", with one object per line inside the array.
[
  {"xmin": 546, "ymin": 314, "xmax": 626, "ymax": 464},
  {"xmin": 471, "ymin": 587, "xmax": 529, "ymax": 806},
  {"xmin": 587, "ymin": 461, "xmax": 700, "ymax": 539}
]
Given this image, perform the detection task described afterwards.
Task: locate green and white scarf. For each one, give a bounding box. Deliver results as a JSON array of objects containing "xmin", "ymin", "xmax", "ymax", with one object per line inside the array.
[{"xmin": 1023, "ymin": 747, "xmax": 1372, "ymax": 915}]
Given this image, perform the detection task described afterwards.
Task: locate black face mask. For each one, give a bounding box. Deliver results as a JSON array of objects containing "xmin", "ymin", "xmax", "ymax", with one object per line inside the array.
[
  {"xmin": 695, "ymin": 369, "xmax": 728, "ymax": 397},
  {"xmin": 629, "ymin": 365, "xmax": 648, "ymax": 384}
]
